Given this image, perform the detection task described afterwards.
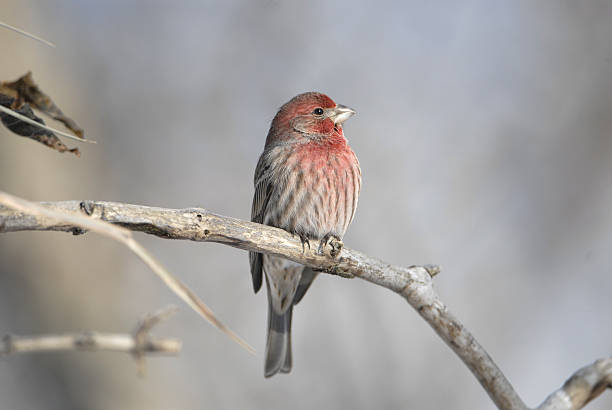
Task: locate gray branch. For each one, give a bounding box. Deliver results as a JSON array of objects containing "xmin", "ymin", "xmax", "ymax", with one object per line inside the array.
[
  {"xmin": 1, "ymin": 332, "xmax": 179, "ymax": 355},
  {"xmin": 1, "ymin": 200, "xmax": 609, "ymax": 410},
  {"xmin": 537, "ymin": 358, "xmax": 612, "ymax": 410},
  {"xmin": 0, "ymin": 306, "xmax": 181, "ymax": 374}
]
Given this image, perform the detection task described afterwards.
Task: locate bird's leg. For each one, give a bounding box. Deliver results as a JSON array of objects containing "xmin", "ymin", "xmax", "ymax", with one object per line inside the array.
[
  {"xmin": 297, "ymin": 233, "xmax": 311, "ymax": 254},
  {"xmin": 318, "ymin": 233, "xmax": 343, "ymax": 258}
]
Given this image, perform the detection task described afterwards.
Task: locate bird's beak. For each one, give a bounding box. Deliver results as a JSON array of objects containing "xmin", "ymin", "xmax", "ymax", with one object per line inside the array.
[{"xmin": 329, "ymin": 104, "xmax": 356, "ymax": 125}]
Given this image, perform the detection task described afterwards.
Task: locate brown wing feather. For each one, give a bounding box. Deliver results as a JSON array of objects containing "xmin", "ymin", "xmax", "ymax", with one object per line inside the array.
[{"xmin": 249, "ymin": 155, "xmax": 272, "ymax": 293}]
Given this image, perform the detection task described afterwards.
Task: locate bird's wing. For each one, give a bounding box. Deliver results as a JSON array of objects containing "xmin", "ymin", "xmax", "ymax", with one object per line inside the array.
[{"xmin": 249, "ymin": 154, "xmax": 273, "ymax": 293}]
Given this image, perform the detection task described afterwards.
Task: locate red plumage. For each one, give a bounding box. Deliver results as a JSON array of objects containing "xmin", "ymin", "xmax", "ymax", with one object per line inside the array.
[{"xmin": 250, "ymin": 92, "xmax": 361, "ymax": 377}]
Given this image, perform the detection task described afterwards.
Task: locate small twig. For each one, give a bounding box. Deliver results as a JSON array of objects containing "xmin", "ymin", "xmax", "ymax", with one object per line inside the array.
[
  {"xmin": 0, "ymin": 307, "xmax": 181, "ymax": 366},
  {"xmin": 0, "ymin": 104, "xmax": 95, "ymax": 144},
  {"xmin": 0, "ymin": 21, "xmax": 56, "ymax": 48},
  {"xmin": 0, "ymin": 191, "xmax": 254, "ymax": 354},
  {"xmin": 134, "ymin": 305, "xmax": 179, "ymax": 338},
  {"xmin": 131, "ymin": 305, "xmax": 179, "ymax": 375}
]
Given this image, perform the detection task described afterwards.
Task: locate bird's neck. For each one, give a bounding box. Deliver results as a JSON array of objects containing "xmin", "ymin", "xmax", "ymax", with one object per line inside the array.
[{"xmin": 297, "ymin": 130, "xmax": 350, "ymax": 159}]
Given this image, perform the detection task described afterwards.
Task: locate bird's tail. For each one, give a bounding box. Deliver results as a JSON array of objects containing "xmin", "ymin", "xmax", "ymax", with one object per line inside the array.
[{"xmin": 265, "ymin": 296, "xmax": 293, "ymax": 377}]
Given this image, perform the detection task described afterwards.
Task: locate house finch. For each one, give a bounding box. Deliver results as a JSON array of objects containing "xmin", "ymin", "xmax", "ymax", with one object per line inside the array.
[{"xmin": 249, "ymin": 92, "xmax": 361, "ymax": 377}]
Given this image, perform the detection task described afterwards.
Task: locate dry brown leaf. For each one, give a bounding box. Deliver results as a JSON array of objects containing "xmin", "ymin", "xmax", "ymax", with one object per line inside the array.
[
  {"xmin": 0, "ymin": 72, "xmax": 87, "ymax": 156},
  {"xmin": 0, "ymin": 93, "xmax": 80, "ymax": 156},
  {"xmin": 2, "ymin": 72, "xmax": 84, "ymax": 137}
]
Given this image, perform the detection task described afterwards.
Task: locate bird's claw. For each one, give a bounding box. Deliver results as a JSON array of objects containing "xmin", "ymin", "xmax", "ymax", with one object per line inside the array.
[
  {"xmin": 329, "ymin": 239, "xmax": 343, "ymax": 258},
  {"xmin": 298, "ymin": 233, "xmax": 311, "ymax": 254},
  {"xmin": 318, "ymin": 233, "xmax": 343, "ymax": 258}
]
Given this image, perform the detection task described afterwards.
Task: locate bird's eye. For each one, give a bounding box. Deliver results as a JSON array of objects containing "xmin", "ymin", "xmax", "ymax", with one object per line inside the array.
[{"xmin": 313, "ymin": 108, "xmax": 324, "ymax": 115}]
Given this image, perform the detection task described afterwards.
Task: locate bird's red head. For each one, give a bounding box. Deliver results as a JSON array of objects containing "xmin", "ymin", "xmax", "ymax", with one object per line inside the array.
[{"xmin": 266, "ymin": 92, "xmax": 355, "ymax": 146}]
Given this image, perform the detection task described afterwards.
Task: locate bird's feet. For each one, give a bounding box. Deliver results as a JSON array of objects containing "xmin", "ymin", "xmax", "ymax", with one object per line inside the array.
[
  {"xmin": 318, "ymin": 233, "xmax": 343, "ymax": 258},
  {"xmin": 297, "ymin": 233, "xmax": 311, "ymax": 254}
]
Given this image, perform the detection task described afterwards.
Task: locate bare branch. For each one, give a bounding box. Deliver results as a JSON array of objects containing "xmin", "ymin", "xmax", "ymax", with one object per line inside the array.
[
  {"xmin": 0, "ymin": 306, "xmax": 181, "ymax": 365},
  {"xmin": 1, "ymin": 332, "xmax": 180, "ymax": 356},
  {"xmin": 537, "ymin": 358, "xmax": 612, "ymax": 410},
  {"xmin": 1, "ymin": 198, "xmax": 609, "ymax": 409},
  {"xmin": 0, "ymin": 197, "xmax": 525, "ymax": 409},
  {"xmin": 0, "ymin": 191, "xmax": 253, "ymax": 354}
]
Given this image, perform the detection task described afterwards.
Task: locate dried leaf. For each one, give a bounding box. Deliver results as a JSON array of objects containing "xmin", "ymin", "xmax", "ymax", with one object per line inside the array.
[
  {"xmin": 0, "ymin": 93, "xmax": 79, "ymax": 156},
  {"xmin": 0, "ymin": 72, "xmax": 89, "ymax": 155},
  {"xmin": 2, "ymin": 72, "xmax": 85, "ymax": 138}
]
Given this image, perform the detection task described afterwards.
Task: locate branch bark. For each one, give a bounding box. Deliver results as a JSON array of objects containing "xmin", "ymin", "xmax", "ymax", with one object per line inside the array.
[{"xmin": 1, "ymin": 199, "xmax": 609, "ymax": 410}]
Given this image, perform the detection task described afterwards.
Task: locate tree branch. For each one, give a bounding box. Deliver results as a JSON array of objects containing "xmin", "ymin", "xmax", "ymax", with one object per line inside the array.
[
  {"xmin": 537, "ymin": 358, "xmax": 612, "ymax": 410},
  {"xmin": 0, "ymin": 191, "xmax": 253, "ymax": 354},
  {"xmin": 0, "ymin": 198, "xmax": 609, "ymax": 409},
  {"xmin": 1, "ymin": 306, "xmax": 181, "ymax": 374}
]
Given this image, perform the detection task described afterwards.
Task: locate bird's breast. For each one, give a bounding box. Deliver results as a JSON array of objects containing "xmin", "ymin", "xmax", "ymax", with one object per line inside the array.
[{"xmin": 265, "ymin": 139, "xmax": 361, "ymax": 239}]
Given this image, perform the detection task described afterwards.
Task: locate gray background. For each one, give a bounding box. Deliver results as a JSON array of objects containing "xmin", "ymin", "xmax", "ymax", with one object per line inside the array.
[{"xmin": 1, "ymin": 1, "xmax": 611, "ymax": 409}]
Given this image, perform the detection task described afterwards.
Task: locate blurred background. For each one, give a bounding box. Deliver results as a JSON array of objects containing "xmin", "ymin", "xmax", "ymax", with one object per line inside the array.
[{"xmin": 1, "ymin": 1, "xmax": 611, "ymax": 409}]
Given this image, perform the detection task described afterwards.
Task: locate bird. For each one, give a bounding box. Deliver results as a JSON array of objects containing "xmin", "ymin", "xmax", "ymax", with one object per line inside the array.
[{"xmin": 249, "ymin": 92, "xmax": 361, "ymax": 377}]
